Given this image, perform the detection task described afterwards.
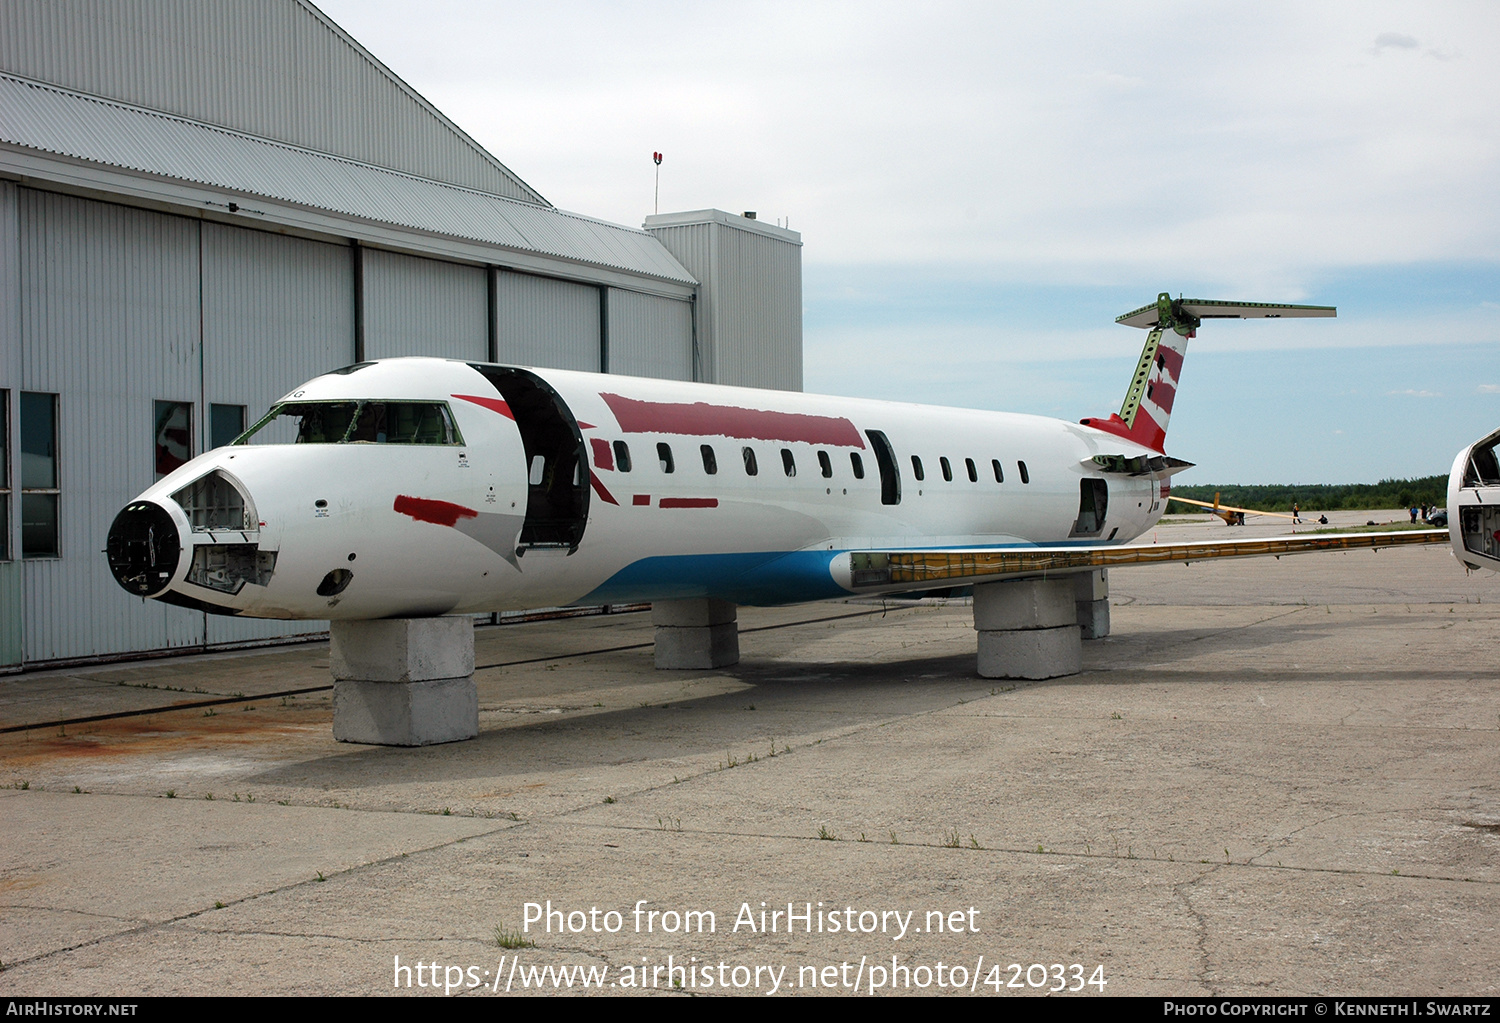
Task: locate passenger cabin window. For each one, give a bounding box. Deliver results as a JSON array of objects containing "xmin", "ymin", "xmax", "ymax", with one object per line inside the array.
[
  {"xmin": 965, "ymin": 457, "xmax": 978, "ymax": 482},
  {"xmin": 911, "ymin": 455, "xmax": 925, "ymax": 481},
  {"xmin": 742, "ymin": 446, "xmax": 758, "ymax": 476},
  {"xmin": 992, "ymin": 459, "xmax": 1004, "ymax": 483},
  {"xmin": 657, "ymin": 442, "xmax": 675, "ymax": 473},
  {"xmin": 614, "ymin": 440, "xmax": 632, "ymax": 472},
  {"xmin": 818, "ymin": 450, "xmax": 833, "ymax": 478},
  {"xmin": 701, "ymin": 444, "xmax": 717, "ymax": 474},
  {"xmin": 781, "ymin": 449, "xmax": 796, "ymax": 477},
  {"xmin": 850, "ymin": 452, "xmax": 865, "ymax": 479},
  {"xmin": 154, "ymin": 400, "xmax": 193, "ymax": 479},
  {"xmin": 1018, "ymin": 460, "xmax": 1030, "ymax": 484},
  {"xmin": 939, "ymin": 456, "xmax": 953, "ymax": 482},
  {"xmin": 239, "ymin": 401, "xmax": 461, "ymax": 446}
]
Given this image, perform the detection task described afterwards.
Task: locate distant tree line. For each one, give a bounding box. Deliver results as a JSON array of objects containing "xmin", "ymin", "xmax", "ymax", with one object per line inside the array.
[{"xmin": 1171, "ymin": 475, "xmax": 1447, "ymax": 513}]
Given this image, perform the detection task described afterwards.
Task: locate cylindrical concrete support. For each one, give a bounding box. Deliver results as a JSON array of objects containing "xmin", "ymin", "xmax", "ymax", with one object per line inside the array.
[
  {"xmin": 330, "ymin": 617, "xmax": 478, "ymax": 746},
  {"xmin": 652, "ymin": 598, "xmax": 739, "ymax": 669},
  {"xmin": 973, "ymin": 578, "xmax": 1081, "ymax": 679},
  {"xmin": 1073, "ymin": 568, "xmax": 1110, "ymax": 640}
]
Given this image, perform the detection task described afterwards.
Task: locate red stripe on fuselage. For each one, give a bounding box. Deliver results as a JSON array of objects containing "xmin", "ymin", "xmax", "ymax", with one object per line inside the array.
[
  {"xmin": 589, "ymin": 471, "xmax": 620, "ymax": 505},
  {"xmin": 394, "ymin": 494, "xmax": 479, "ymax": 527},
  {"xmin": 452, "ymin": 393, "xmax": 515, "ymax": 419},
  {"xmin": 659, "ymin": 497, "xmax": 718, "ymax": 509},
  {"xmin": 601, "ymin": 393, "xmax": 865, "ymax": 448}
]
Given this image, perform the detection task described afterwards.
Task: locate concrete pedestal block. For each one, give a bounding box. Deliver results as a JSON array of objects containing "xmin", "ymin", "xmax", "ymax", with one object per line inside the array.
[
  {"xmin": 976, "ymin": 625, "xmax": 1082, "ymax": 679},
  {"xmin": 330, "ymin": 617, "xmax": 474, "ymax": 682},
  {"xmin": 973, "ymin": 578, "xmax": 1082, "ymax": 679},
  {"xmin": 1073, "ymin": 569, "xmax": 1110, "ymax": 640},
  {"xmin": 973, "ymin": 578, "xmax": 1076, "ymax": 630},
  {"xmin": 330, "ymin": 618, "xmax": 478, "ymax": 745},
  {"xmin": 333, "ymin": 676, "xmax": 478, "ymax": 746},
  {"xmin": 651, "ymin": 598, "xmax": 739, "ymax": 668}
]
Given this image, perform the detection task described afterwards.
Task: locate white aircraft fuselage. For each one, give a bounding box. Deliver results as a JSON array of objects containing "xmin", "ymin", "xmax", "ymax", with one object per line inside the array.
[{"xmin": 107, "ymin": 357, "xmax": 1171, "ymax": 620}]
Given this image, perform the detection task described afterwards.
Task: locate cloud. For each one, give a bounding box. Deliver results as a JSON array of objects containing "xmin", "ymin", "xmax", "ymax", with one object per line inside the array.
[
  {"xmin": 1388, "ymin": 389, "xmax": 1442, "ymax": 397},
  {"xmin": 1374, "ymin": 32, "xmax": 1419, "ymax": 50},
  {"xmin": 1479, "ymin": 384, "xmax": 1500, "ymax": 393}
]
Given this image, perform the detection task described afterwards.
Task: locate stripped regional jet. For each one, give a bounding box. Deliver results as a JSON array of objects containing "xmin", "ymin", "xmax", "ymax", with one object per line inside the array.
[{"xmin": 104, "ymin": 293, "xmax": 1446, "ymax": 691}]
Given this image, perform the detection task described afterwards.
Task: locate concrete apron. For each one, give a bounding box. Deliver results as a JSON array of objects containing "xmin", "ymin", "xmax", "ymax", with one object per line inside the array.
[{"xmin": 330, "ymin": 618, "xmax": 479, "ymax": 746}]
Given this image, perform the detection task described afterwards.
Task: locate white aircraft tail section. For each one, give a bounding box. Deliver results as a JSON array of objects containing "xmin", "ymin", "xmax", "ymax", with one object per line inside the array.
[{"xmin": 1081, "ymin": 293, "xmax": 1335, "ymax": 453}]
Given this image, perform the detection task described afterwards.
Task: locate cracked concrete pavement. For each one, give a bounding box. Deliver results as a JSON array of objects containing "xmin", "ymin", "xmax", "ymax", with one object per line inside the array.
[{"xmin": 1, "ymin": 510, "xmax": 1497, "ymax": 996}]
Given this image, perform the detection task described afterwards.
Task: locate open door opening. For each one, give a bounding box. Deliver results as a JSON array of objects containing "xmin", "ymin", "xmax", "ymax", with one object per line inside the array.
[
  {"xmin": 866, "ymin": 429, "xmax": 901, "ymax": 506},
  {"xmin": 472, "ymin": 366, "xmax": 589, "ymax": 552},
  {"xmin": 1071, "ymin": 478, "xmax": 1109, "ymax": 537}
]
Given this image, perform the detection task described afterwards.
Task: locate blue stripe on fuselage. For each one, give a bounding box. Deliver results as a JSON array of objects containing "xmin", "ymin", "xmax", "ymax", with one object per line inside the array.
[{"xmin": 577, "ymin": 550, "xmax": 847, "ymax": 607}]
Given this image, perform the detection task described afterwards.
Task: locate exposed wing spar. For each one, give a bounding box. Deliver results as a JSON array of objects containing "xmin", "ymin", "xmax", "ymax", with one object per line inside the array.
[{"xmin": 847, "ymin": 530, "xmax": 1448, "ymax": 590}]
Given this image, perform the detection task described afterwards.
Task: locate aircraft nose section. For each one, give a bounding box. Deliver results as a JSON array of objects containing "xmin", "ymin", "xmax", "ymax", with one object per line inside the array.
[{"xmin": 106, "ymin": 501, "xmax": 182, "ymax": 596}]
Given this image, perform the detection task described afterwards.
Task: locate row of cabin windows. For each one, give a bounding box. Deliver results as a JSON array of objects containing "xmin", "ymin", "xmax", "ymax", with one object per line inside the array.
[{"xmin": 604, "ymin": 439, "xmax": 1030, "ymax": 487}]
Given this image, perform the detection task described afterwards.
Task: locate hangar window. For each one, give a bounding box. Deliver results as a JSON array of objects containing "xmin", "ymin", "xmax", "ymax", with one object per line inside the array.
[
  {"xmin": 700, "ymin": 444, "xmax": 717, "ymax": 474},
  {"xmin": 910, "ymin": 455, "xmax": 925, "ymax": 482},
  {"xmin": 20, "ymin": 392, "xmax": 59, "ymax": 558},
  {"xmin": 818, "ymin": 451, "xmax": 833, "ymax": 478},
  {"xmin": 1018, "ymin": 460, "xmax": 1030, "ymax": 484},
  {"xmin": 210, "ymin": 404, "xmax": 246, "ymax": 449},
  {"xmin": 781, "ymin": 449, "xmax": 796, "ymax": 477},
  {"xmin": 850, "ymin": 452, "xmax": 865, "ymax": 479},
  {"xmin": 614, "ymin": 440, "xmax": 632, "ymax": 472},
  {"xmin": 155, "ymin": 400, "xmax": 193, "ymax": 479},
  {"xmin": 238, "ymin": 401, "xmax": 462, "ymax": 446},
  {"xmin": 742, "ymin": 447, "xmax": 758, "ymax": 476},
  {"xmin": 939, "ymin": 456, "xmax": 953, "ymax": 482},
  {"xmin": 965, "ymin": 457, "xmax": 978, "ymax": 483},
  {"xmin": 0, "ymin": 391, "xmax": 8, "ymax": 560},
  {"xmin": 657, "ymin": 442, "xmax": 675, "ymax": 473},
  {"xmin": 992, "ymin": 459, "xmax": 1004, "ymax": 483}
]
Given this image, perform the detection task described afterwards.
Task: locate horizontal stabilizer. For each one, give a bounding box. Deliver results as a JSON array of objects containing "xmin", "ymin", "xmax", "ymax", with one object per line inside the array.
[
  {"xmin": 1116, "ymin": 299, "xmax": 1336, "ymax": 330},
  {"xmin": 847, "ymin": 530, "xmax": 1445, "ymax": 590}
]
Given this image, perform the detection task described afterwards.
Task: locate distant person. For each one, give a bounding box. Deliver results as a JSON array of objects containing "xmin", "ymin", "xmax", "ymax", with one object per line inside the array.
[
  {"xmin": 1318, "ymin": 514, "xmax": 1328, "ymax": 525},
  {"xmin": 1410, "ymin": 506, "xmax": 1419, "ymax": 524},
  {"xmin": 1292, "ymin": 502, "xmax": 1301, "ymax": 523}
]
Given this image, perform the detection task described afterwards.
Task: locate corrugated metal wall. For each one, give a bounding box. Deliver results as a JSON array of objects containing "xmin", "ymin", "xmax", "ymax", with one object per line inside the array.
[
  {"xmin": 0, "ymin": 0, "xmax": 544, "ymax": 204},
  {"xmin": 362, "ymin": 249, "xmax": 487, "ymax": 362},
  {"xmin": 0, "ymin": 182, "xmax": 21, "ymax": 669},
  {"xmin": 607, "ymin": 289, "xmax": 693, "ymax": 381},
  {"xmin": 645, "ymin": 212, "xmax": 802, "ymax": 391},
  {"xmin": 200, "ymin": 221, "xmax": 353, "ymax": 647},
  {"xmin": 18, "ymin": 190, "xmax": 207, "ymax": 662},
  {"xmin": 494, "ymin": 270, "xmax": 600, "ymax": 372}
]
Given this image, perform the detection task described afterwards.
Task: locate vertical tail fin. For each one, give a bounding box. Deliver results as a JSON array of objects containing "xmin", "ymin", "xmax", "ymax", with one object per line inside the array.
[{"xmin": 1080, "ymin": 293, "xmax": 1336, "ymax": 453}]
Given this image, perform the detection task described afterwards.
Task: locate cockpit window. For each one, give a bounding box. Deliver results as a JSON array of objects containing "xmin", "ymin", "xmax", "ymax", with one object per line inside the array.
[{"xmin": 237, "ymin": 401, "xmax": 463, "ymax": 446}]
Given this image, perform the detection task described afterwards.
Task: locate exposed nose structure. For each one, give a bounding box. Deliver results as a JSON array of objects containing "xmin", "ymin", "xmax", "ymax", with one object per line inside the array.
[{"xmin": 106, "ymin": 501, "xmax": 182, "ymax": 596}]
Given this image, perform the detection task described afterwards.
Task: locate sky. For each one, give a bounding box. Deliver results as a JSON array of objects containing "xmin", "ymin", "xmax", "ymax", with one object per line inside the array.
[{"xmin": 316, "ymin": 0, "xmax": 1500, "ymax": 485}]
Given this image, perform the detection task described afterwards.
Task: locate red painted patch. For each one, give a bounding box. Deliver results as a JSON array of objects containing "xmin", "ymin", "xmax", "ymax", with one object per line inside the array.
[
  {"xmin": 1148, "ymin": 376, "xmax": 1177, "ymax": 413},
  {"xmin": 632, "ymin": 494, "xmax": 651, "ymax": 506},
  {"xmin": 589, "ymin": 471, "xmax": 619, "ymax": 506},
  {"xmin": 589, "ymin": 437, "xmax": 614, "ymax": 471},
  {"xmin": 394, "ymin": 494, "xmax": 479, "ymax": 527},
  {"xmin": 659, "ymin": 497, "xmax": 718, "ymax": 509},
  {"xmin": 576, "ymin": 421, "xmax": 596, "ymax": 430},
  {"xmin": 601, "ymin": 393, "xmax": 865, "ymax": 448},
  {"xmin": 452, "ymin": 393, "xmax": 514, "ymax": 419},
  {"xmin": 1156, "ymin": 340, "xmax": 1185, "ymax": 381}
]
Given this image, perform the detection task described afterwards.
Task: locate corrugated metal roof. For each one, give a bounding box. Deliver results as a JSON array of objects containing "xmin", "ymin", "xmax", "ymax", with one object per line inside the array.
[{"xmin": 0, "ymin": 73, "xmax": 696, "ymax": 286}]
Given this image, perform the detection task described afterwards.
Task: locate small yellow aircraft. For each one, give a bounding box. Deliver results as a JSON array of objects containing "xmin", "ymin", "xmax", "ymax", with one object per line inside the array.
[{"xmin": 1167, "ymin": 493, "xmax": 1299, "ymax": 526}]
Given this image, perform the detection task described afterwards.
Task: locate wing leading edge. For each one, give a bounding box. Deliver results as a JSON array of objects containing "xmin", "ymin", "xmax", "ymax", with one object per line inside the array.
[{"xmin": 847, "ymin": 530, "xmax": 1448, "ymax": 590}]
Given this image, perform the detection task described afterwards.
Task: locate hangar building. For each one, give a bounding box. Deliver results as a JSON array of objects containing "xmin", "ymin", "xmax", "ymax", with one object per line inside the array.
[{"xmin": 0, "ymin": 0, "xmax": 803, "ymax": 670}]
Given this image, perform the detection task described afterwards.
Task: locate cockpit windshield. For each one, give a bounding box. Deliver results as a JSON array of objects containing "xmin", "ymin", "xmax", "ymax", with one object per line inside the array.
[{"xmin": 237, "ymin": 401, "xmax": 463, "ymax": 446}]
